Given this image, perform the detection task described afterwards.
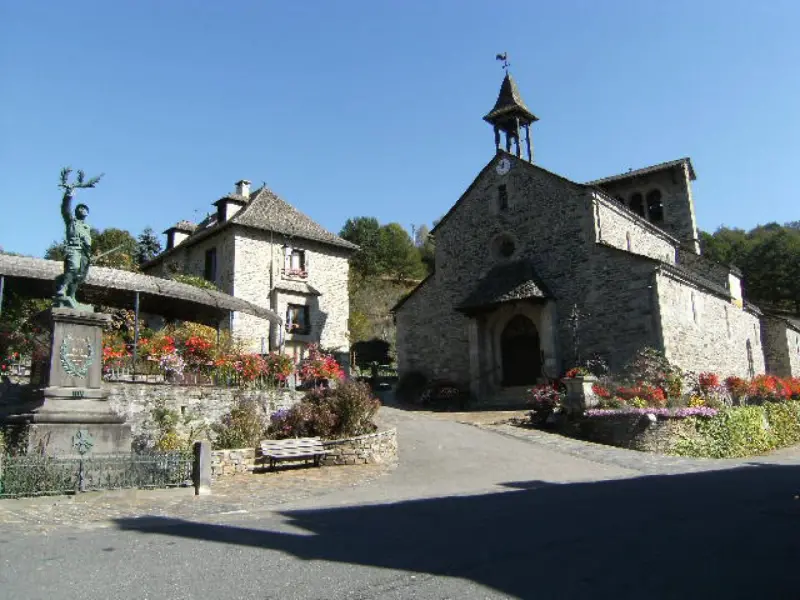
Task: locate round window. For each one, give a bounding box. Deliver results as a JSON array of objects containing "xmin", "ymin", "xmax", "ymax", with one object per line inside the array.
[
  {"xmin": 499, "ymin": 238, "xmax": 515, "ymax": 257},
  {"xmin": 492, "ymin": 234, "xmax": 516, "ymax": 260}
]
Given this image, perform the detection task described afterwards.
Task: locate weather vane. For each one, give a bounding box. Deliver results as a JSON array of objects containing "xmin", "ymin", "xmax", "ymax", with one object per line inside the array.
[{"xmin": 495, "ymin": 52, "xmax": 510, "ymax": 72}]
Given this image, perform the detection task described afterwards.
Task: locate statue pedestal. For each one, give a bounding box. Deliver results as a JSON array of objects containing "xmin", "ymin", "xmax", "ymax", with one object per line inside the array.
[{"xmin": 1, "ymin": 308, "xmax": 132, "ymax": 456}]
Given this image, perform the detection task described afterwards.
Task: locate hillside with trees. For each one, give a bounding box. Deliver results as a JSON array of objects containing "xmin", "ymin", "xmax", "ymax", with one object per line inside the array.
[
  {"xmin": 338, "ymin": 217, "xmax": 436, "ymax": 366},
  {"xmin": 700, "ymin": 221, "xmax": 800, "ymax": 313}
]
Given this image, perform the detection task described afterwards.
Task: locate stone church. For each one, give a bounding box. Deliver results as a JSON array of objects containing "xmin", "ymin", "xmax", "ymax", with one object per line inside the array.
[{"xmin": 394, "ymin": 71, "xmax": 799, "ymax": 403}]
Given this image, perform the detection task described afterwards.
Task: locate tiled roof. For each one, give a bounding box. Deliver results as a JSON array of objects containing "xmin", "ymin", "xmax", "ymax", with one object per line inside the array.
[
  {"xmin": 457, "ymin": 260, "xmax": 550, "ymax": 313},
  {"xmin": 483, "ymin": 72, "xmax": 538, "ymax": 124},
  {"xmin": 231, "ymin": 186, "xmax": 358, "ymax": 251},
  {"xmin": 586, "ymin": 157, "xmax": 696, "ymax": 186}
]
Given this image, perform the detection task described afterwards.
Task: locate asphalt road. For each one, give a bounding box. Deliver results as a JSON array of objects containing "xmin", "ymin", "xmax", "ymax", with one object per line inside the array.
[{"xmin": 2, "ymin": 408, "xmax": 800, "ymax": 600}]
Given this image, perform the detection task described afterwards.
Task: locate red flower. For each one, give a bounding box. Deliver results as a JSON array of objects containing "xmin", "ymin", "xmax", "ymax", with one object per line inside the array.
[{"xmin": 698, "ymin": 372, "xmax": 720, "ymax": 391}]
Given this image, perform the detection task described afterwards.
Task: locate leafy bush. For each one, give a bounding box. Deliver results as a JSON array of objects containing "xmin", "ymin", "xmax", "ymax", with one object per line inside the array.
[
  {"xmin": 267, "ymin": 380, "xmax": 380, "ymax": 440},
  {"xmin": 212, "ymin": 398, "xmax": 267, "ymax": 450},
  {"xmin": 527, "ymin": 383, "xmax": 563, "ymax": 425},
  {"xmin": 673, "ymin": 401, "xmax": 800, "ymax": 458},
  {"xmin": 135, "ymin": 401, "xmax": 207, "ymax": 453}
]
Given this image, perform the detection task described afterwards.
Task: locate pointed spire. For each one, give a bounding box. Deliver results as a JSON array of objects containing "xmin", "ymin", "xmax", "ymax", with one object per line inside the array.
[
  {"xmin": 483, "ymin": 65, "xmax": 537, "ymax": 162},
  {"xmin": 483, "ymin": 72, "xmax": 538, "ymax": 125}
]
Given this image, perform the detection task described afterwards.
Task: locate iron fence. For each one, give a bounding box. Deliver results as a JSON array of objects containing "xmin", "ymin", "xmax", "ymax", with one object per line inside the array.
[{"xmin": 0, "ymin": 451, "xmax": 193, "ymax": 499}]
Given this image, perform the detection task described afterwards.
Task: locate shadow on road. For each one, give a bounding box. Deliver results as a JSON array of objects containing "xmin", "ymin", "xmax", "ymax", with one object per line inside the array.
[{"xmin": 115, "ymin": 464, "xmax": 800, "ymax": 598}]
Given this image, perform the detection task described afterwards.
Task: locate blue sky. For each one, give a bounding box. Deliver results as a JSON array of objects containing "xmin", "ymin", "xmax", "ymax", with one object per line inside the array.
[{"xmin": 2, "ymin": 0, "xmax": 798, "ymax": 257}]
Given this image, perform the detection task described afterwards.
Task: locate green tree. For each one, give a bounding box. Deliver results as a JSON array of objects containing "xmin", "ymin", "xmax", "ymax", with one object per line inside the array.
[
  {"xmin": 741, "ymin": 226, "xmax": 800, "ymax": 312},
  {"xmin": 340, "ymin": 217, "xmax": 382, "ymax": 277},
  {"xmin": 136, "ymin": 227, "xmax": 163, "ymax": 266},
  {"xmin": 378, "ymin": 223, "xmax": 426, "ymax": 281},
  {"xmin": 701, "ymin": 222, "xmax": 800, "ymax": 313},
  {"xmin": 413, "ymin": 223, "xmax": 435, "ymax": 274},
  {"xmin": 45, "ymin": 227, "xmax": 139, "ymax": 271}
]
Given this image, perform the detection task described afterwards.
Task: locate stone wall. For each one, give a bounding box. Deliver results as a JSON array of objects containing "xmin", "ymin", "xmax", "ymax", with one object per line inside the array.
[
  {"xmin": 105, "ymin": 381, "xmax": 302, "ymax": 441},
  {"xmin": 146, "ymin": 228, "xmax": 237, "ymax": 296},
  {"xmin": 579, "ymin": 247, "xmax": 664, "ymax": 373},
  {"xmin": 232, "ymin": 229, "xmax": 351, "ymax": 354},
  {"xmin": 595, "ymin": 161, "xmax": 700, "ymax": 252},
  {"xmin": 655, "ymin": 271, "xmax": 765, "ymax": 377},
  {"xmin": 762, "ymin": 316, "xmax": 800, "ymax": 377},
  {"xmin": 210, "ymin": 447, "xmax": 256, "ymax": 477},
  {"xmin": 208, "ymin": 429, "xmax": 397, "ymax": 477},
  {"xmin": 571, "ymin": 413, "xmax": 700, "ymax": 454},
  {"xmin": 321, "ymin": 429, "xmax": 398, "ymax": 466},
  {"xmin": 591, "ymin": 192, "xmax": 678, "ymax": 264}
]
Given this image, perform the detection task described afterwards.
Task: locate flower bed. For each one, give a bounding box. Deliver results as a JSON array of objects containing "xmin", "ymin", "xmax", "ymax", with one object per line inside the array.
[{"xmin": 523, "ymin": 348, "xmax": 800, "ymax": 458}]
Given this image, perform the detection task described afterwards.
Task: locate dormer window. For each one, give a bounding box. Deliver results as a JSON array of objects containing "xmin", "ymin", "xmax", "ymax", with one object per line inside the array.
[
  {"xmin": 283, "ymin": 247, "xmax": 307, "ymax": 278},
  {"xmin": 498, "ymin": 185, "xmax": 509, "ymax": 211}
]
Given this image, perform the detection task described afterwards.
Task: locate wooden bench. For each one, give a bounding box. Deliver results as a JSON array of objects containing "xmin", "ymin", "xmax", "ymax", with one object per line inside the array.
[{"xmin": 258, "ymin": 438, "xmax": 329, "ymax": 471}]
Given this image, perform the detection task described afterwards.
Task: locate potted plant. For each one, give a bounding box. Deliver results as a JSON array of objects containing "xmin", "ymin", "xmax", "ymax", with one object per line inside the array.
[{"xmin": 562, "ymin": 367, "xmax": 599, "ymax": 413}]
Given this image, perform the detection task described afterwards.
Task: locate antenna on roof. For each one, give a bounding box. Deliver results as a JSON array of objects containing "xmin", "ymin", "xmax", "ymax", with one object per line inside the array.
[{"xmin": 495, "ymin": 52, "xmax": 510, "ymax": 72}]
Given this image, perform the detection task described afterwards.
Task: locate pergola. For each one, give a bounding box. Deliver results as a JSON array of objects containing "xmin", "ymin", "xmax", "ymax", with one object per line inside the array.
[{"xmin": 0, "ymin": 254, "xmax": 281, "ymax": 330}]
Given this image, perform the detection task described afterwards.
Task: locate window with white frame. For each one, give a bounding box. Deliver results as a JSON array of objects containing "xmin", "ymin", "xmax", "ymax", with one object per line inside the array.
[
  {"xmin": 283, "ymin": 247, "xmax": 307, "ymax": 278},
  {"xmin": 286, "ymin": 304, "xmax": 310, "ymax": 334}
]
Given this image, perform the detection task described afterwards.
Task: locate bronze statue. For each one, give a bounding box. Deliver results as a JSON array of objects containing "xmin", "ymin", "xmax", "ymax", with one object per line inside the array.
[{"xmin": 53, "ymin": 168, "xmax": 103, "ymax": 310}]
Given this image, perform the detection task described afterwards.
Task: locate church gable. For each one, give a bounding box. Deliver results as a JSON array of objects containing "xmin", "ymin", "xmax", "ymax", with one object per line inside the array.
[{"xmin": 432, "ymin": 153, "xmax": 590, "ymax": 295}]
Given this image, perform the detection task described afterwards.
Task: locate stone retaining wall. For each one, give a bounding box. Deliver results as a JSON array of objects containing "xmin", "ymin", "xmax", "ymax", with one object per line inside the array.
[
  {"xmin": 210, "ymin": 447, "xmax": 256, "ymax": 478},
  {"xmin": 569, "ymin": 414, "xmax": 700, "ymax": 454},
  {"xmin": 209, "ymin": 429, "xmax": 399, "ymax": 477},
  {"xmin": 105, "ymin": 382, "xmax": 302, "ymax": 441},
  {"xmin": 321, "ymin": 428, "xmax": 398, "ymax": 466}
]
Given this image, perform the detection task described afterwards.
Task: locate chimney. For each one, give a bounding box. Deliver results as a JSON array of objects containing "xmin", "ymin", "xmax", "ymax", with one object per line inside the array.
[{"xmin": 235, "ymin": 179, "xmax": 251, "ymax": 198}]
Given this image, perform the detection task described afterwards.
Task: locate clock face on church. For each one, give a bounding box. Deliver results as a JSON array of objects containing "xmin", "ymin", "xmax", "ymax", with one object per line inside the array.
[{"xmin": 496, "ymin": 157, "xmax": 512, "ymax": 175}]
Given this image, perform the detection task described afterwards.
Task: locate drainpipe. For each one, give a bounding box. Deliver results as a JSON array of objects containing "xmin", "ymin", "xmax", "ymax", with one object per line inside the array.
[{"xmin": 132, "ymin": 290, "xmax": 140, "ymax": 378}]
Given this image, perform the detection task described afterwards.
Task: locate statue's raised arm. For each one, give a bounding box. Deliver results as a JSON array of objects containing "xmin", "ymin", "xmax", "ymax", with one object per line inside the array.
[
  {"xmin": 53, "ymin": 167, "xmax": 104, "ymax": 310},
  {"xmin": 60, "ymin": 187, "xmax": 74, "ymax": 224}
]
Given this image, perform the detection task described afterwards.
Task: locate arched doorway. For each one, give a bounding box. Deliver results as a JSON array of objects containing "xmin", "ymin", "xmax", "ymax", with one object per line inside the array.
[{"xmin": 501, "ymin": 314, "xmax": 541, "ymax": 386}]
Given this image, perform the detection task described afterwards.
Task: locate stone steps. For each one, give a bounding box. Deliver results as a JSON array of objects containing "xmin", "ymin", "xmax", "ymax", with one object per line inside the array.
[{"xmin": 484, "ymin": 385, "xmax": 530, "ymax": 407}]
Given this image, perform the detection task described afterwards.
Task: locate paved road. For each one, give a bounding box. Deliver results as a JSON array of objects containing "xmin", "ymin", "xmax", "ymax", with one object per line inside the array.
[{"xmin": 2, "ymin": 407, "xmax": 800, "ymax": 599}]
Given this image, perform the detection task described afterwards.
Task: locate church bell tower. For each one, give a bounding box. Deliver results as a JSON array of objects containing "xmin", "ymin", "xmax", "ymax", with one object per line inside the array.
[{"xmin": 483, "ymin": 56, "xmax": 538, "ymax": 162}]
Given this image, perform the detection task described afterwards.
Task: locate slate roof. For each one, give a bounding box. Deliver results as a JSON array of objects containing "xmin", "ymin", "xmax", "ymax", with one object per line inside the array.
[
  {"xmin": 164, "ymin": 220, "xmax": 198, "ymax": 233},
  {"xmin": 483, "ymin": 73, "xmax": 538, "ymax": 124},
  {"xmin": 230, "ymin": 186, "xmax": 358, "ymax": 251},
  {"xmin": 586, "ymin": 157, "xmax": 696, "ymax": 186},
  {"xmin": 273, "ymin": 280, "xmax": 321, "ymax": 296},
  {"xmin": 457, "ymin": 260, "xmax": 550, "ymax": 313},
  {"xmin": 144, "ymin": 184, "xmax": 357, "ymax": 269}
]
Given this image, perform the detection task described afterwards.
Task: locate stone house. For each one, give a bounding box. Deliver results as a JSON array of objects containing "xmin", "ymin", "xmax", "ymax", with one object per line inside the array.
[
  {"xmin": 142, "ymin": 180, "xmax": 357, "ymax": 360},
  {"xmin": 393, "ymin": 71, "xmax": 791, "ymax": 403}
]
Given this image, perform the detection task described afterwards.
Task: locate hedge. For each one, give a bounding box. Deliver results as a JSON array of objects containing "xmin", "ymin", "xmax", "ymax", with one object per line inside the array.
[{"xmin": 673, "ymin": 401, "xmax": 800, "ymax": 458}]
